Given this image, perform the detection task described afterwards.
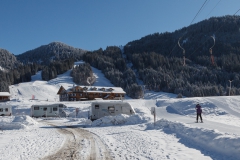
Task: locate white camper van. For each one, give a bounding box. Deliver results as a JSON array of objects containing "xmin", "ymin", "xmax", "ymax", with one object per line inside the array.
[
  {"xmin": 0, "ymin": 105, "xmax": 12, "ymax": 116},
  {"xmin": 31, "ymin": 104, "xmax": 67, "ymax": 118},
  {"xmin": 89, "ymin": 101, "xmax": 135, "ymax": 121}
]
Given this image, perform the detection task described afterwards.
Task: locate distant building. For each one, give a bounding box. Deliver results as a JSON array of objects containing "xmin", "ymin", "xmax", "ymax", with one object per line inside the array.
[
  {"xmin": 57, "ymin": 85, "xmax": 126, "ymax": 101},
  {"xmin": 0, "ymin": 92, "xmax": 10, "ymax": 102}
]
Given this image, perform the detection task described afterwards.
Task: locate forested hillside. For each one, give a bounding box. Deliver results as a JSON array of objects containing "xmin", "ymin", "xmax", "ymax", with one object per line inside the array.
[
  {"xmin": 123, "ymin": 15, "xmax": 240, "ymax": 97},
  {"xmin": 0, "ymin": 63, "xmax": 42, "ymax": 92},
  {"xmin": 71, "ymin": 63, "xmax": 95, "ymax": 86},
  {"xmin": 0, "ymin": 49, "xmax": 20, "ymax": 70},
  {"xmin": 16, "ymin": 42, "xmax": 86, "ymax": 65},
  {"xmin": 82, "ymin": 47, "xmax": 143, "ymax": 98},
  {"xmin": 2, "ymin": 15, "xmax": 240, "ymax": 98},
  {"xmin": 0, "ymin": 48, "xmax": 42, "ymax": 92}
]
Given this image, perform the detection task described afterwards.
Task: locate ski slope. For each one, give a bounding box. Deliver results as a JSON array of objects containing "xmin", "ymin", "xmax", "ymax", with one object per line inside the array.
[{"xmin": 1, "ymin": 62, "xmax": 240, "ymax": 160}]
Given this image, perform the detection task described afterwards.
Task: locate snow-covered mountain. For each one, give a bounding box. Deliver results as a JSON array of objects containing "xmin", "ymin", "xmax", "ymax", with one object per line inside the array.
[
  {"xmin": 0, "ymin": 62, "xmax": 240, "ymax": 160},
  {"xmin": 16, "ymin": 42, "xmax": 87, "ymax": 65},
  {"xmin": 0, "ymin": 48, "xmax": 20, "ymax": 70}
]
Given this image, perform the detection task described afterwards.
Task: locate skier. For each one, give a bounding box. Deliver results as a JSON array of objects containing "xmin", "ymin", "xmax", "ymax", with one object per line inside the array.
[{"xmin": 195, "ymin": 103, "xmax": 203, "ymax": 123}]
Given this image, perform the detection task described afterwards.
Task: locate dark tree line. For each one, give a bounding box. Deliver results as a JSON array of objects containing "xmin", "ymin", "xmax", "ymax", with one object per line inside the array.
[
  {"xmin": 82, "ymin": 46, "xmax": 143, "ymax": 98},
  {"xmin": 16, "ymin": 42, "xmax": 86, "ymax": 65},
  {"xmin": 118, "ymin": 15, "xmax": 240, "ymax": 97},
  {"xmin": 0, "ymin": 63, "xmax": 42, "ymax": 92},
  {"xmin": 71, "ymin": 63, "xmax": 95, "ymax": 85},
  {"xmin": 126, "ymin": 50, "xmax": 240, "ymax": 97},
  {"xmin": 41, "ymin": 59, "xmax": 74, "ymax": 81}
]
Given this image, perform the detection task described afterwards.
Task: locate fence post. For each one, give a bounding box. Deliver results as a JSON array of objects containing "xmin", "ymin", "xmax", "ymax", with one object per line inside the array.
[{"xmin": 151, "ymin": 107, "xmax": 156, "ymax": 126}]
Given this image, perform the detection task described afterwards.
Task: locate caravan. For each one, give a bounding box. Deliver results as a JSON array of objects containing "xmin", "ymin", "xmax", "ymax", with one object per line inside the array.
[
  {"xmin": 89, "ymin": 101, "xmax": 135, "ymax": 121},
  {"xmin": 0, "ymin": 105, "xmax": 12, "ymax": 116},
  {"xmin": 31, "ymin": 104, "xmax": 67, "ymax": 118}
]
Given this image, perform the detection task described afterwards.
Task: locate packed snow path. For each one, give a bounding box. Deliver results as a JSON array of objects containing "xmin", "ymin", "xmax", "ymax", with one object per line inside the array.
[{"xmin": 42, "ymin": 121, "xmax": 112, "ymax": 160}]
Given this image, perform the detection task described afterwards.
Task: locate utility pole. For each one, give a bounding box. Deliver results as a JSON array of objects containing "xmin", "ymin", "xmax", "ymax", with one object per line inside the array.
[
  {"xmin": 142, "ymin": 85, "xmax": 145, "ymax": 99},
  {"xmin": 229, "ymin": 80, "xmax": 233, "ymax": 96}
]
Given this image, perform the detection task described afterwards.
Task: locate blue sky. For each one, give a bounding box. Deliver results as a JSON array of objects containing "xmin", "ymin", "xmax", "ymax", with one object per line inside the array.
[{"xmin": 0, "ymin": 0, "xmax": 239, "ymax": 55}]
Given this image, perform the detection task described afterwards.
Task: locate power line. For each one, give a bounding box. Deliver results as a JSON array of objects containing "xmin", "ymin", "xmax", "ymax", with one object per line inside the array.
[
  {"xmin": 190, "ymin": 0, "xmax": 209, "ymax": 25},
  {"xmin": 169, "ymin": 0, "xmax": 209, "ymax": 57},
  {"xmin": 205, "ymin": 0, "xmax": 222, "ymax": 19}
]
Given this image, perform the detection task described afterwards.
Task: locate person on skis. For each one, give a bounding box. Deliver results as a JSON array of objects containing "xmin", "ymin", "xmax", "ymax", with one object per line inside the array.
[{"xmin": 195, "ymin": 103, "xmax": 203, "ymax": 123}]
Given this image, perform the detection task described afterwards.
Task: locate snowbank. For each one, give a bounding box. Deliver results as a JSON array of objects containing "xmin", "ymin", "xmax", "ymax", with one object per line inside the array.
[
  {"xmin": 12, "ymin": 115, "xmax": 38, "ymax": 125},
  {"xmin": 152, "ymin": 119, "xmax": 240, "ymax": 159},
  {"xmin": 0, "ymin": 115, "xmax": 38, "ymax": 130},
  {"xmin": 91, "ymin": 114, "xmax": 147, "ymax": 126},
  {"xmin": 156, "ymin": 98, "xmax": 228, "ymax": 116}
]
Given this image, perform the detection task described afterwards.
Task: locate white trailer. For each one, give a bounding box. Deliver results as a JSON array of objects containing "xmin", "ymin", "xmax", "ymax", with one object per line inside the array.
[
  {"xmin": 0, "ymin": 105, "xmax": 12, "ymax": 116},
  {"xmin": 31, "ymin": 104, "xmax": 67, "ymax": 118},
  {"xmin": 89, "ymin": 101, "xmax": 135, "ymax": 121}
]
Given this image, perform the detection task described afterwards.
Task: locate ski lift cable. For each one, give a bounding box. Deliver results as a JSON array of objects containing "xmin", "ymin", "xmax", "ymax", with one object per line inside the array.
[
  {"xmin": 174, "ymin": 0, "xmax": 220, "ymax": 59},
  {"xmin": 174, "ymin": 0, "xmax": 209, "ymax": 65},
  {"xmin": 168, "ymin": 0, "xmax": 209, "ymax": 58},
  {"xmin": 205, "ymin": 0, "xmax": 222, "ymax": 19},
  {"xmin": 185, "ymin": 8, "xmax": 240, "ymax": 60},
  {"xmin": 190, "ymin": 0, "xmax": 209, "ymax": 25}
]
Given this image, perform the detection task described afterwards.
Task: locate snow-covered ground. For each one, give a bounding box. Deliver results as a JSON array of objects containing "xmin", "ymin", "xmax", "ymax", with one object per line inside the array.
[{"xmin": 1, "ymin": 62, "xmax": 240, "ymax": 160}]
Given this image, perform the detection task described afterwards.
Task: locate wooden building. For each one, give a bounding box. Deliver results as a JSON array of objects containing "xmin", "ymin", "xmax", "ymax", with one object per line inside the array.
[
  {"xmin": 57, "ymin": 85, "xmax": 126, "ymax": 101},
  {"xmin": 0, "ymin": 92, "xmax": 10, "ymax": 102}
]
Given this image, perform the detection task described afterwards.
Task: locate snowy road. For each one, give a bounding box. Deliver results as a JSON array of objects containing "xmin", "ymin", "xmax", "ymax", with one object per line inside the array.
[{"xmin": 42, "ymin": 122, "xmax": 112, "ymax": 160}]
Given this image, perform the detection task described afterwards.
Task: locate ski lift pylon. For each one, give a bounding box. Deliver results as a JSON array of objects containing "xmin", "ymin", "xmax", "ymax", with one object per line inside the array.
[
  {"xmin": 178, "ymin": 37, "xmax": 186, "ymax": 66},
  {"xmin": 209, "ymin": 36, "xmax": 215, "ymax": 65}
]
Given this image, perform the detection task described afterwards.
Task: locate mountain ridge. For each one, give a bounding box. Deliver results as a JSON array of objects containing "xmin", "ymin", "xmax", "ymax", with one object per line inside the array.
[
  {"xmin": 2, "ymin": 15, "xmax": 240, "ymax": 97},
  {"xmin": 16, "ymin": 41, "xmax": 87, "ymax": 65}
]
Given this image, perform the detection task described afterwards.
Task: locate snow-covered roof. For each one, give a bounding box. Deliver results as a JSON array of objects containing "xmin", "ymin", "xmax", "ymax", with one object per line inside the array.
[
  {"xmin": 65, "ymin": 86, "xmax": 126, "ymax": 94},
  {"xmin": 0, "ymin": 92, "xmax": 11, "ymax": 96}
]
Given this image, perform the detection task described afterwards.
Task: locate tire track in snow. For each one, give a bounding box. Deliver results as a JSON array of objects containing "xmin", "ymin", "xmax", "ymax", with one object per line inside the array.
[{"xmin": 42, "ymin": 122, "xmax": 112, "ymax": 160}]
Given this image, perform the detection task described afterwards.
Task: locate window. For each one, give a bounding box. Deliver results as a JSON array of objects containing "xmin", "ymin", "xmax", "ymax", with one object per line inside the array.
[
  {"xmin": 59, "ymin": 104, "xmax": 63, "ymax": 107},
  {"xmin": 43, "ymin": 107, "xmax": 47, "ymax": 111},
  {"xmin": 53, "ymin": 107, "xmax": 58, "ymax": 111},
  {"xmin": 108, "ymin": 106, "xmax": 115, "ymax": 113},
  {"xmin": 0, "ymin": 108, "xmax": 3, "ymax": 112},
  {"xmin": 95, "ymin": 105, "xmax": 99, "ymax": 109},
  {"xmin": 34, "ymin": 106, "xmax": 39, "ymax": 110},
  {"xmin": 5, "ymin": 108, "xmax": 8, "ymax": 112}
]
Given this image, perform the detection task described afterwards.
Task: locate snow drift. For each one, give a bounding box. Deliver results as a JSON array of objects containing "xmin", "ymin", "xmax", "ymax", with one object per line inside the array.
[{"xmin": 0, "ymin": 115, "xmax": 38, "ymax": 130}]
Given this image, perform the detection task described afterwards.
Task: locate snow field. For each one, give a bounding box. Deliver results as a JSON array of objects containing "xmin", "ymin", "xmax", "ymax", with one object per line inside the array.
[
  {"xmin": 1, "ymin": 63, "xmax": 240, "ymax": 159},
  {"xmin": 0, "ymin": 116, "xmax": 65, "ymax": 160}
]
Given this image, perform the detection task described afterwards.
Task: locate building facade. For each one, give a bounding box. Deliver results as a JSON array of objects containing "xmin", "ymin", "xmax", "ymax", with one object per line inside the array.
[
  {"xmin": 0, "ymin": 92, "xmax": 10, "ymax": 102},
  {"xmin": 57, "ymin": 85, "xmax": 126, "ymax": 101}
]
